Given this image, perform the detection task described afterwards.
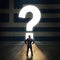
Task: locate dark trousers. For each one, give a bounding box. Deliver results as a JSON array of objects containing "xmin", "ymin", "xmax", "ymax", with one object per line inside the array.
[{"xmin": 26, "ymin": 45, "xmax": 33, "ymax": 56}]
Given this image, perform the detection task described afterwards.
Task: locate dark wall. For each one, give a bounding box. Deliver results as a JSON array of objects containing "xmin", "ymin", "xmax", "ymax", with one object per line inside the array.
[{"xmin": 0, "ymin": 0, "xmax": 60, "ymax": 41}]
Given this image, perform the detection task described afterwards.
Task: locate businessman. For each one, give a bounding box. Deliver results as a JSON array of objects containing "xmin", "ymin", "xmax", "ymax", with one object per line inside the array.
[{"xmin": 25, "ymin": 35, "xmax": 35, "ymax": 56}]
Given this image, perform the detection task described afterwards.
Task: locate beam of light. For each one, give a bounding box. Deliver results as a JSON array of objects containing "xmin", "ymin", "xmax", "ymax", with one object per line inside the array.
[{"xmin": 14, "ymin": 44, "xmax": 47, "ymax": 60}]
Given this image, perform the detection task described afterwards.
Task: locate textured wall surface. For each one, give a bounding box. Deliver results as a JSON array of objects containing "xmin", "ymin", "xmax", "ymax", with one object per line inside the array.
[{"xmin": 0, "ymin": 0, "xmax": 60, "ymax": 41}]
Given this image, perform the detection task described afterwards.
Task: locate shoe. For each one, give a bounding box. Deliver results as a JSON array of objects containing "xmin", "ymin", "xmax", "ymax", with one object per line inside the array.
[
  {"xmin": 26, "ymin": 54, "xmax": 28, "ymax": 56},
  {"xmin": 31, "ymin": 54, "xmax": 33, "ymax": 56}
]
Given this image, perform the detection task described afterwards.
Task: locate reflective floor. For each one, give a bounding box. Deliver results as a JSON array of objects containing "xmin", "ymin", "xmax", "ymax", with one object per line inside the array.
[
  {"xmin": 14, "ymin": 44, "xmax": 47, "ymax": 60},
  {"xmin": 0, "ymin": 41, "xmax": 60, "ymax": 60}
]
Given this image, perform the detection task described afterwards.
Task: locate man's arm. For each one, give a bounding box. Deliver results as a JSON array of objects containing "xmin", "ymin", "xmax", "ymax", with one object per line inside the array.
[
  {"xmin": 32, "ymin": 39, "xmax": 35, "ymax": 44},
  {"xmin": 25, "ymin": 40, "xmax": 27, "ymax": 44}
]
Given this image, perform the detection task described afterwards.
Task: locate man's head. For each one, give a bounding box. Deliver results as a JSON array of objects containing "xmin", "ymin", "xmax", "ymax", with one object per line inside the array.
[{"xmin": 28, "ymin": 35, "xmax": 31, "ymax": 38}]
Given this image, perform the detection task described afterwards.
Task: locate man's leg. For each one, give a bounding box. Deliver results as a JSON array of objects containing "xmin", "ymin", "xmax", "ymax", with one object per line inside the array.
[
  {"xmin": 30, "ymin": 46, "xmax": 33, "ymax": 56},
  {"xmin": 26, "ymin": 46, "xmax": 29, "ymax": 56}
]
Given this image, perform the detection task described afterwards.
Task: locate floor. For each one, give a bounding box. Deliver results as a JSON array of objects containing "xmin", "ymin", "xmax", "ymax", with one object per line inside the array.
[{"xmin": 0, "ymin": 41, "xmax": 60, "ymax": 60}]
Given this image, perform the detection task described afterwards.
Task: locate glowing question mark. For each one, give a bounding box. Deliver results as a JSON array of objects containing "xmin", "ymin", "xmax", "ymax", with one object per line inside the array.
[{"xmin": 19, "ymin": 5, "xmax": 41, "ymax": 39}]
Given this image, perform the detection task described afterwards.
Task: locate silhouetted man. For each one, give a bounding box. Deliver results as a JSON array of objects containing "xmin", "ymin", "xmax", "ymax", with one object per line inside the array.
[{"xmin": 25, "ymin": 35, "xmax": 34, "ymax": 56}]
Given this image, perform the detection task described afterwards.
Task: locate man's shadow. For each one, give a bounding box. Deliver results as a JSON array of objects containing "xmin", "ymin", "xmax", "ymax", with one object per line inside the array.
[{"xmin": 26, "ymin": 56, "xmax": 33, "ymax": 60}]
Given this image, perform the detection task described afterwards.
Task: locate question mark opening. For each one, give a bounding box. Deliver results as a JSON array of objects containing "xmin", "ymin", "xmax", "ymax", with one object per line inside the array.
[{"xmin": 19, "ymin": 5, "xmax": 41, "ymax": 39}]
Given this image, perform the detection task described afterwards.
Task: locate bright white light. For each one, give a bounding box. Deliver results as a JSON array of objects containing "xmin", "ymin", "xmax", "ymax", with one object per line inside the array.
[
  {"xmin": 19, "ymin": 5, "xmax": 41, "ymax": 31},
  {"xmin": 26, "ymin": 32, "xmax": 33, "ymax": 39},
  {"xmin": 19, "ymin": 5, "xmax": 41, "ymax": 39}
]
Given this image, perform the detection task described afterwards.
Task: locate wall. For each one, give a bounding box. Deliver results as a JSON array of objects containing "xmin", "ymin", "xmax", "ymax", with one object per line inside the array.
[{"xmin": 0, "ymin": 0, "xmax": 60, "ymax": 41}]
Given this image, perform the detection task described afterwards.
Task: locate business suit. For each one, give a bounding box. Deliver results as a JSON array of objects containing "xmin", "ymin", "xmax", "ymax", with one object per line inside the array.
[{"xmin": 25, "ymin": 36, "xmax": 34, "ymax": 56}]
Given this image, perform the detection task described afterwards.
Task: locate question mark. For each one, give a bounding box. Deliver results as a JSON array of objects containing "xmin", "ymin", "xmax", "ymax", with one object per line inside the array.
[{"xmin": 19, "ymin": 5, "xmax": 41, "ymax": 39}]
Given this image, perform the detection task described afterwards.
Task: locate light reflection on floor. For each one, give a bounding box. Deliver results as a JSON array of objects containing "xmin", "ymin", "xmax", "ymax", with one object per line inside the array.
[{"xmin": 13, "ymin": 44, "xmax": 47, "ymax": 60}]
